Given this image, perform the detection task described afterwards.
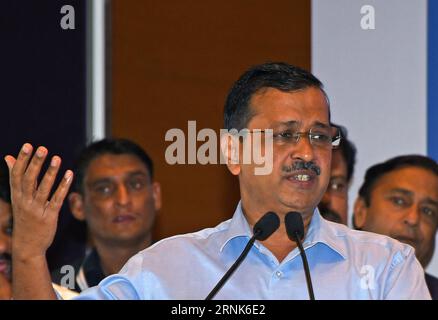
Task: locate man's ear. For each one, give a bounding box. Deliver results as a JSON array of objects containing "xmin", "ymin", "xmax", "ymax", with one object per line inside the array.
[
  {"xmin": 220, "ymin": 133, "xmax": 241, "ymax": 176},
  {"xmin": 69, "ymin": 192, "xmax": 86, "ymax": 221},
  {"xmin": 353, "ymin": 197, "xmax": 368, "ymax": 229},
  {"xmin": 151, "ymin": 181, "xmax": 162, "ymax": 211}
]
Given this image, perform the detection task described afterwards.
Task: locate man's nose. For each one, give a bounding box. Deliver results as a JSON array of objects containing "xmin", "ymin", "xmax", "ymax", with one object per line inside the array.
[
  {"xmin": 290, "ymin": 134, "xmax": 315, "ymax": 162},
  {"xmin": 403, "ymin": 206, "xmax": 421, "ymax": 227},
  {"xmin": 115, "ymin": 185, "xmax": 131, "ymax": 206}
]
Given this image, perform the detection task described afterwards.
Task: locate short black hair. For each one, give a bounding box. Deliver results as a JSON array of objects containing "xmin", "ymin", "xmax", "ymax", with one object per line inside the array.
[
  {"xmin": 0, "ymin": 160, "xmax": 10, "ymax": 204},
  {"xmin": 358, "ymin": 155, "xmax": 438, "ymax": 206},
  {"xmin": 72, "ymin": 138, "xmax": 154, "ymax": 194},
  {"xmin": 333, "ymin": 124, "xmax": 357, "ymax": 183},
  {"xmin": 224, "ymin": 62, "xmax": 329, "ymax": 131}
]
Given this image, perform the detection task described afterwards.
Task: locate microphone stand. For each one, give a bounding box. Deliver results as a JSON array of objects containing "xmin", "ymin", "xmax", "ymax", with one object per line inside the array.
[
  {"xmin": 205, "ymin": 211, "xmax": 280, "ymax": 300},
  {"xmin": 205, "ymin": 231, "xmax": 259, "ymax": 300},
  {"xmin": 291, "ymin": 231, "xmax": 315, "ymax": 300}
]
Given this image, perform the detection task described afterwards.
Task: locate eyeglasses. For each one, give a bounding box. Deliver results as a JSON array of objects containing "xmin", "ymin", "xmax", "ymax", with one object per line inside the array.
[{"xmin": 245, "ymin": 126, "xmax": 341, "ymax": 149}]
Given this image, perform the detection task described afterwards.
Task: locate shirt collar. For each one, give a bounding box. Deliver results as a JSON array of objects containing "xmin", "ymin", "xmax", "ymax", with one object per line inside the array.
[
  {"xmin": 220, "ymin": 201, "xmax": 346, "ymax": 260},
  {"xmin": 303, "ymin": 208, "xmax": 347, "ymax": 260},
  {"xmin": 219, "ymin": 201, "xmax": 253, "ymax": 252}
]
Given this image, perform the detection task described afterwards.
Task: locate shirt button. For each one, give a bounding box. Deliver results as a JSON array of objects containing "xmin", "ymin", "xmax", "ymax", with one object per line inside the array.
[{"xmin": 275, "ymin": 271, "xmax": 283, "ymax": 278}]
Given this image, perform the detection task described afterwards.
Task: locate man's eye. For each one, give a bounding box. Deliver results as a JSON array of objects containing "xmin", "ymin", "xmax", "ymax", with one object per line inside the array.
[
  {"xmin": 390, "ymin": 197, "xmax": 407, "ymax": 206},
  {"xmin": 330, "ymin": 181, "xmax": 346, "ymax": 192},
  {"xmin": 274, "ymin": 131, "xmax": 293, "ymax": 140},
  {"xmin": 129, "ymin": 180, "xmax": 146, "ymax": 190},
  {"xmin": 274, "ymin": 131, "xmax": 292, "ymax": 138},
  {"xmin": 422, "ymin": 207, "xmax": 438, "ymax": 219},
  {"xmin": 4, "ymin": 226, "xmax": 12, "ymax": 236},
  {"xmin": 310, "ymin": 132, "xmax": 330, "ymax": 143},
  {"xmin": 95, "ymin": 185, "xmax": 113, "ymax": 195}
]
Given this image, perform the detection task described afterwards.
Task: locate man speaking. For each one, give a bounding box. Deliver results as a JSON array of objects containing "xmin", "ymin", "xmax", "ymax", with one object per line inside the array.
[{"xmin": 6, "ymin": 62, "xmax": 429, "ymax": 299}]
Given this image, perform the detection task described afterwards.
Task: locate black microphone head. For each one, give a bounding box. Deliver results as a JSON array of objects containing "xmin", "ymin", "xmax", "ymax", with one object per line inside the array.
[
  {"xmin": 253, "ymin": 212, "xmax": 280, "ymax": 241},
  {"xmin": 285, "ymin": 211, "xmax": 305, "ymax": 241}
]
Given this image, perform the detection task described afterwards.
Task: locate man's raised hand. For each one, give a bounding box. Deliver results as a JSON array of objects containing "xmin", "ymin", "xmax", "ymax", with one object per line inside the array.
[{"xmin": 4, "ymin": 143, "xmax": 73, "ymax": 259}]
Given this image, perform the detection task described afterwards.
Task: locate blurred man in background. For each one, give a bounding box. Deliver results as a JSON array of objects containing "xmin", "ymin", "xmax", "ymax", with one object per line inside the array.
[
  {"xmin": 0, "ymin": 161, "xmax": 12, "ymax": 299},
  {"xmin": 353, "ymin": 155, "xmax": 438, "ymax": 299},
  {"xmin": 51, "ymin": 138, "xmax": 161, "ymax": 293},
  {"xmin": 318, "ymin": 124, "xmax": 356, "ymax": 225}
]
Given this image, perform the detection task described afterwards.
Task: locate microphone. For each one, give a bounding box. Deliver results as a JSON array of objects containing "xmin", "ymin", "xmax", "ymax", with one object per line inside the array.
[
  {"xmin": 205, "ymin": 211, "xmax": 280, "ymax": 300},
  {"xmin": 285, "ymin": 212, "xmax": 315, "ymax": 300}
]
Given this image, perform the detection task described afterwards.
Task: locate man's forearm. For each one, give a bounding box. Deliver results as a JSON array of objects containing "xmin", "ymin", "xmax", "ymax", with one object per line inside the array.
[
  {"xmin": 5, "ymin": 146, "xmax": 74, "ymax": 300},
  {"xmin": 12, "ymin": 254, "xmax": 57, "ymax": 300}
]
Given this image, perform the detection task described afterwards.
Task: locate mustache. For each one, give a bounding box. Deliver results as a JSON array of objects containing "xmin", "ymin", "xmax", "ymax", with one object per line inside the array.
[{"xmin": 282, "ymin": 161, "xmax": 321, "ymax": 176}]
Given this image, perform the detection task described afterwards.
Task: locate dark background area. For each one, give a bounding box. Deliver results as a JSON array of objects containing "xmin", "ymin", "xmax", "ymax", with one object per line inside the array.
[{"xmin": 0, "ymin": 0, "xmax": 88, "ymax": 270}]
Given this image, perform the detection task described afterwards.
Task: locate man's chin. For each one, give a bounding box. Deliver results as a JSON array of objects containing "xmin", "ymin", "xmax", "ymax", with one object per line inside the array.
[{"xmin": 277, "ymin": 197, "xmax": 317, "ymax": 215}]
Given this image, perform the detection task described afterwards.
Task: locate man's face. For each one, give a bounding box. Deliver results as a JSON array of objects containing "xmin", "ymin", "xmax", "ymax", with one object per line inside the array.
[
  {"xmin": 74, "ymin": 153, "xmax": 161, "ymax": 246},
  {"xmin": 355, "ymin": 166, "xmax": 438, "ymax": 267},
  {"xmin": 0, "ymin": 199, "xmax": 12, "ymax": 281},
  {"xmin": 237, "ymin": 87, "xmax": 332, "ymax": 218},
  {"xmin": 319, "ymin": 149, "xmax": 349, "ymax": 224}
]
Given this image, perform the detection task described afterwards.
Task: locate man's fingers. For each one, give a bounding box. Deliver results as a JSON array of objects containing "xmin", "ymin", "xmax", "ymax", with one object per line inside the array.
[
  {"xmin": 4, "ymin": 156, "xmax": 16, "ymax": 195},
  {"xmin": 45, "ymin": 170, "xmax": 73, "ymax": 217},
  {"xmin": 9, "ymin": 143, "xmax": 33, "ymax": 194},
  {"xmin": 4, "ymin": 156, "xmax": 16, "ymax": 171},
  {"xmin": 34, "ymin": 156, "xmax": 62, "ymax": 205},
  {"xmin": 22, "ymin": 146, "xmax": 48, "ymax": 199}
]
